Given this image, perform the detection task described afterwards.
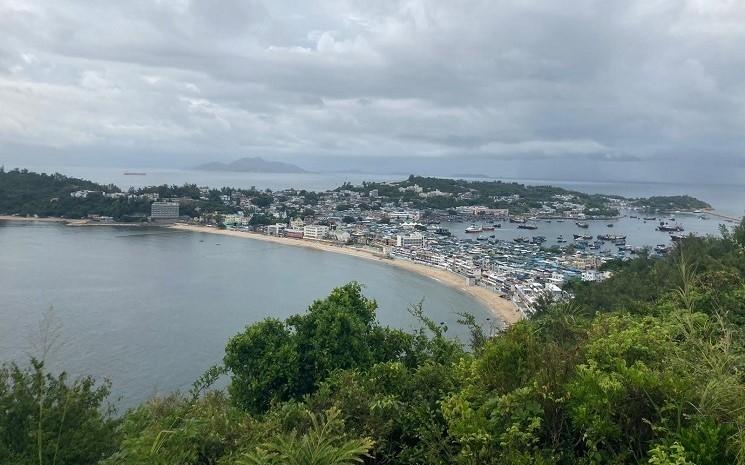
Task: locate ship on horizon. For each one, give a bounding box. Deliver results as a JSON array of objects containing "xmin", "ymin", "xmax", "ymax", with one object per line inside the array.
[{"xmin": 123, "ymin": 171, "xmax": 147, "ymax": 176}]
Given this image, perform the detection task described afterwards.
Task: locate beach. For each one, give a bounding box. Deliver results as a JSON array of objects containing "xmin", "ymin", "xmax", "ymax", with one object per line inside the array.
[
  {"xmin": 0, "ymin": 215, "xmax": 521, "ymax": 324},
  {"xmin": 167, "ymin": 223, "xmax": 521, "ymax": 325}
]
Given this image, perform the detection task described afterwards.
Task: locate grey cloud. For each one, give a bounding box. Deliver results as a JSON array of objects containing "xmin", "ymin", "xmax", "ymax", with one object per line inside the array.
[{"xmin": 0, "ymin": 0, "xmax": 744, "ymax": 181}]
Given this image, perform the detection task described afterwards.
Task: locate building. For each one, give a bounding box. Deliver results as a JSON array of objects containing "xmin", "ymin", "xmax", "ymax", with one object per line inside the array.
[
  {"xmin": 150, "ymin": 202, "xmax": 179, "ymax": 221},
  {"xmin": 285, "ymin": 228, "xmax": 304, "ymax": 239},
  {"xmin": 333, "ymin": 230, "xmax": 352, "ymax": 243},
  {"xmin": 303, "ymin": 224, "xmax": 329, "ymax": 240},
  {"xmin": 396, "ymin": 232, "xmax": 425, "ymax": 248},
  {"xmin": 267, "ymin": 223, "xmax": 287, "ymax": 236}
]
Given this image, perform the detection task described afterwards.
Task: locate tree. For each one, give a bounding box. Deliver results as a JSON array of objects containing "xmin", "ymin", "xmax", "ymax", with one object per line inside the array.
[
  {"xmin": 239, "ymin": 409, "xmax": 372, "ymax": 465},
  {"xmin": 0, "ymin": 360, "xmax": 119, "ymax": 465}
]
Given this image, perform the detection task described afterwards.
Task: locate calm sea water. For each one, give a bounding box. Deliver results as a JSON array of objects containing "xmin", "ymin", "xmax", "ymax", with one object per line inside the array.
[
  {"xmin": 446, "ymin": 211, "xmax": 733, "ymax": 251},
  {"xmin": 0, "ymin": 222, "xmax": 494, "ymax": 408}
]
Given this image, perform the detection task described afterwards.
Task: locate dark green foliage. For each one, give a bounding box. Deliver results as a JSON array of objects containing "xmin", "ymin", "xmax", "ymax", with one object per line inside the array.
[
  {"xmin": 0, "ymin": 360, "xmax": 119, "ymax": 465},
  {"xmin": 224, "ymin": 283, "xmax": 449, "ymax": 414},
  {"xmin": 632, "ymin": 195, "xmax": 711, "ymax": 211}
]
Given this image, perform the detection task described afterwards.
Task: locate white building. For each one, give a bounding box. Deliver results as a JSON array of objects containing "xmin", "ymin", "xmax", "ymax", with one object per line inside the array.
[
  {"xmin": 151, "ymin": 202, "xmax": 179, "ymax": 220},
  {"xmin": 303, "ymin": 224, "xmax": 329, "ymax": 240},
  {"xmin": 389, "ymin": 211, "xmax": 419, "ymax": 221},
  {"xmin": 396, "ymin": 232, "xmax": 425, "ymax": 248},
  {"xmin": 267, "ymin": 223, "xmax": 287, "ymax": 236}
]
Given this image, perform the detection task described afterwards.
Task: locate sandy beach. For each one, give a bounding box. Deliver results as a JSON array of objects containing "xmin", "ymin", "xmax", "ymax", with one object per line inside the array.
[
  {"xmin": 167, "ymin": 223, "xmax": 521, "ymax": 325},
  {"xmin": 0, "ymin": 215, "xmax": 70, "ymax": 223}
]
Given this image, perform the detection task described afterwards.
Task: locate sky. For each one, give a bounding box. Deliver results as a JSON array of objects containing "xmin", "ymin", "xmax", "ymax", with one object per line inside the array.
[{"xmin": 1, "ymin": 0, "xmax": 745, "ymax": 182}]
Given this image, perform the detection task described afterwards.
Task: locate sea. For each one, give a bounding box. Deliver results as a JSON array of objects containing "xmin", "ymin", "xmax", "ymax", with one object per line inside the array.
[{"xmin": 0, "ymin": 221, "xmax": 495, "ymax": 409}]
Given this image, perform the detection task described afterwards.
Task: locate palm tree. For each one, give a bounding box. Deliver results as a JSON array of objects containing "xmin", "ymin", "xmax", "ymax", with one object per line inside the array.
[{"xmin": 239, "ymin": 409, "xmax": 373, "ymax": 465}]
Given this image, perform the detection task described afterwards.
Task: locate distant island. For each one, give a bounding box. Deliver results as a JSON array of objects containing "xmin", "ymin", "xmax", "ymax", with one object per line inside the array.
[{"xmin": 194, "ymin": 157, "xmax": 307, "ymax": 173}]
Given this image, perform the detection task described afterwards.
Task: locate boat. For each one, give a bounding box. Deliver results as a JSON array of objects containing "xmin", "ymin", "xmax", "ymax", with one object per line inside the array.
[
  {"xmin": 670, "ymin": 233, "xmax": 686, "ymax": 242},
  {"xmin": 465, "ymin": 224, "xmax": 482, "ymax": 233},
  {"xmin": 576, "ymin": 222, "xmax": 589, "ymax": 228},
  {"xmin": 597, "ymin": 234, "xmax": 626, "ymax": 241},
  {"xmin": 509, "ymin": 218, "xmax": 526, "ymax": 224},
  {"xmin": 433, "ymin": 228, "xmax": 452, "ymax": 236},
  {"xmin": 517, "ymin": 224, "xmax": 538, "ymax": 230},
  {"xmin": 657, "ymin": 222, "xmax": 684, "ymax": 232},
  {"xmin": 124, "ymin": 172, "xmax": 147, "ymax": 176},
  {"xmin": 476, "ymin": 235, "xmax": 488, "ymax": 241},
  {"xmin": 481, "ymin": 225, "xmax": 495, "ymax": 231},
  {"xmin": 531, "ymin": 236, "xmax": 546, "ymax": 244},
  {"xmin": 607, "ymin": 223, "xmax": 614, "ymax": 227},
  {"xmin": 573, "ymin": 234, "xmax": 593, "ymax": 240},
  {"xmin": 643, "ymin": 217, "xmax": 657, "ymax": 221},
  {"xmin": 513, "ymin": 237, "xmax": 529, "ymax": 243},
  {"xmin": 654, "ymin": 244, "xmax": 669, "ymax": 254},
  {"xmin": 493, "ymin": 223, "xmax": 502, "ymax": 228},
  {"xmin": 557, "ymin": 235, "xmax": 567, "ymax": 243}
]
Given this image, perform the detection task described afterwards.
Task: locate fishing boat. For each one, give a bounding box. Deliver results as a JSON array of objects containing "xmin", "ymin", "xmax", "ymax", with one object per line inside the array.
[
  {"xmin": 657, "ymin": 222, "xmax": 684, "ymax": 232},
  {"xmin": 517, "ymin": 224, "xmax": 538, "ymax": 230},
  {"xmin": 576, "ymin": 221, "xmax": 589, "ymax": 228},
  {"xmin": 654, "ymin": 244, "xmax": 669, "ymax": 254},
  {"xmin": 597, "ymin": 234, "xmax": 626, "ymax": 241}
]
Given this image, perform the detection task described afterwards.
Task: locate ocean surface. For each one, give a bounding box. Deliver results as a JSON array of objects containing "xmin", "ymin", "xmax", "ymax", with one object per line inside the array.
[
  {"xmin": 18, "ymin": 165, "xmax": 745, "ymax": 217},
  {"xmin": 0, "ymin": 222, "xmax": 495, "ymax": 409}
]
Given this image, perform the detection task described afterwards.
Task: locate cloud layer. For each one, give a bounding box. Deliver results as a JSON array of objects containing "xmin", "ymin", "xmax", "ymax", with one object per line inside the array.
[{"xmin": 1, "ymin": 0, "xmax": 744, "ymax": 173}]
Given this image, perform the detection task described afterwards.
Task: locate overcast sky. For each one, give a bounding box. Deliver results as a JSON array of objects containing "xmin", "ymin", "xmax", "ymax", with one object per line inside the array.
[{"xmin": 1, "ymin": 0, "xmax": 744, "ymax": 181}]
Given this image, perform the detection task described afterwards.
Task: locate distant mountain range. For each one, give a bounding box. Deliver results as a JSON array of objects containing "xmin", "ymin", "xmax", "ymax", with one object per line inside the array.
[{"xmin": 194, "ymin": 157, "xmax": 307, "ymax": 173}]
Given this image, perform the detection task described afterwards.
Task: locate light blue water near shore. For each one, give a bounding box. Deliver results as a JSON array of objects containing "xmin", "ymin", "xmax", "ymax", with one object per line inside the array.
[
  {"xmin": 446, "ymin": 210, "xmax": 733, "ymax": 252},
  {"xmin": 0, "ymin": 221, "xmax": 495, "ymax": 408}
]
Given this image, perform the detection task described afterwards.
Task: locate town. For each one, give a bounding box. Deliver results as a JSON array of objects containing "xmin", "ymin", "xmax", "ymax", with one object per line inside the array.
[
  {"xmin": 138, "ymin": 176, "xmax": 706, "ymax": 317},
  {"xmin": 1, "ymin": 169, "xmax": 715, "ymax": 318}
]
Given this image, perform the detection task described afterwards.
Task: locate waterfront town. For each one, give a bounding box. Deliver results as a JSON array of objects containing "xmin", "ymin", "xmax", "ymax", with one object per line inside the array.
[
  {"xmin": 137, "ymin": 176, "xmax": 713, "ymax": 318},
  {"xmin": 2, "ymin": 169, "xmax": 720, "ymax": 318}
]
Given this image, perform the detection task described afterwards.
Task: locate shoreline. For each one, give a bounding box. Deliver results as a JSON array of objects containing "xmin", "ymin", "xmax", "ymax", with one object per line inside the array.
[{"xmin": 167, "ymin": 223, "xmax": 522, "ymax": 325}]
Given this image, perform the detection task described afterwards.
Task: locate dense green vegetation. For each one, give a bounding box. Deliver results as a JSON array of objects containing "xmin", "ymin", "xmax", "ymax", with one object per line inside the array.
[
  {"xmin": 631, "ymin": 196, "xmax": 711, "ymax": 212},
  {"xmin": 347, "ymin": 175, "xmax": 623, "ymax": 216},
  {"xmin": 0, "ymin": 168, "xmax": 238, "ymax": 220}
]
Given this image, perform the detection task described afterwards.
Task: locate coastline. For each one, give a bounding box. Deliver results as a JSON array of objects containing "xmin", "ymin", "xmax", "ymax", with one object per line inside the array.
[{"xmin": 167, "ymin": 223, "xmax": 522, "ymax": 325}]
